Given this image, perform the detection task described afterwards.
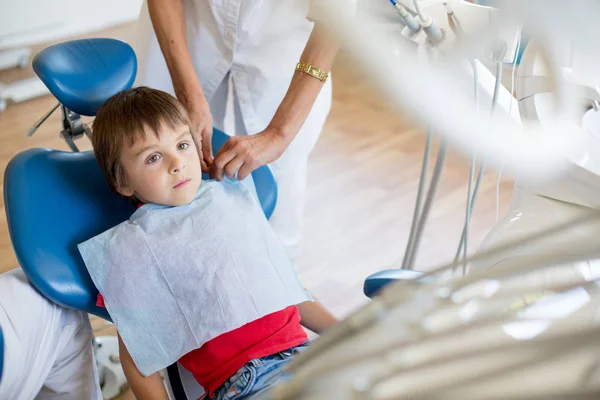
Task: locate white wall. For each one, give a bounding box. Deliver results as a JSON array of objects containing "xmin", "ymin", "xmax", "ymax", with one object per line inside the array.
[{"xmin": 0, "ymin": 0, "xmax": 144, "ymax": 49}]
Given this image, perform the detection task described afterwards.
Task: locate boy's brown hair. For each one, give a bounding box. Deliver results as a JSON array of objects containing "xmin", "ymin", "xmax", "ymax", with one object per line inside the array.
[{"xmin": 91, "ymin": 86, "xmax": 190, "ymax": 194}]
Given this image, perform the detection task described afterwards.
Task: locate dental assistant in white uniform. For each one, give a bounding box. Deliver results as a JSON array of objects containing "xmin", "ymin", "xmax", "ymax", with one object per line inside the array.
[
  {"xmin": 0, "ymin": 268, "xmax": 101, "ymax": 400},
  {"xmin": 134, "ymin": 0, "xmax": 353, "ymax": 260}
]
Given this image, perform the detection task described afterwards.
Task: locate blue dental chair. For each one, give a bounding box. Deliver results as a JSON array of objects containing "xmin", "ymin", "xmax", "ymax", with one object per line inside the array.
[{"xmin": 4, "ymin": 38, "xmax": 277, "ymax": 399}]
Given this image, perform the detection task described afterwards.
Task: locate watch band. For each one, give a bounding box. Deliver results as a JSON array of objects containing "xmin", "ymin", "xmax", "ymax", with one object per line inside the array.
[{"xmin": 295, "ymin": 62, "xmax": 329, "ymax": 83}]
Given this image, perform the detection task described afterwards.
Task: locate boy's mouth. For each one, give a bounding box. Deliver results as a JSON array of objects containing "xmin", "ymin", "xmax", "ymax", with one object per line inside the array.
[{"xmin": 173, "ymin": 178, "xmax": 191, "ymax": 189}]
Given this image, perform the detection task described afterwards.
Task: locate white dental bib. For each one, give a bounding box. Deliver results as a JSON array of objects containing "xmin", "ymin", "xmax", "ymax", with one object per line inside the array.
[{"xmin": 78, "ymin": 178, "xmax": 311, "ymax": 376}]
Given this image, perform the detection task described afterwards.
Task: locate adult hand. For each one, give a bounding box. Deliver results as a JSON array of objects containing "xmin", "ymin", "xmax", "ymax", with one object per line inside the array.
[
  {"xmin": 210, "ymin": 128, "xmax": 289, "ymax": 181},
  {"xmin": 185, "ymin": 95, "xmax": 214, "ymax": 172}
]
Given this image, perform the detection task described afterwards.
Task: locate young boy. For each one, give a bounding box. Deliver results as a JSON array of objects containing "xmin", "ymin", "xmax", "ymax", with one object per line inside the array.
[{"xmin": 79, "ymin": 87, "xmax": 337, "ymax": 400}]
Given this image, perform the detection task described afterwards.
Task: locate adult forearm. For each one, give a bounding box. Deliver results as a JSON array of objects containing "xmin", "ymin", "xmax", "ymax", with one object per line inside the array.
[
  {"xmin": 147, "ymin": 0, "xmax": 204, "ymax": 106},
  {"xmin": 269, "ymin": 22, "xmax": 340, "ymax": 142}
]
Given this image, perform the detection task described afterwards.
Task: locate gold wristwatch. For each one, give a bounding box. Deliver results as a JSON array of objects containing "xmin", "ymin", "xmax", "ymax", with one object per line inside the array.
[{"xmin": 295, "ymin": 62, "xmax": 329, "ymax": 83}]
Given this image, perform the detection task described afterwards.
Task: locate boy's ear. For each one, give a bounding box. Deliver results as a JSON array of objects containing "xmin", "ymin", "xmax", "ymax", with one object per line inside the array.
[{"xmin": 116, "ymin": 184, "xmax": 135, "ymax": 197}]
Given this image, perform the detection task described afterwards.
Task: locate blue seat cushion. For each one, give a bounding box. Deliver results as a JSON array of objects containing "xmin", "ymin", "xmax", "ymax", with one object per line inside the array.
[
  {"xmin": 4, "ymin": 129, "xmax": 277, "ymax": 320},
  {"xmin": 363, "ymin": 269, "xmax": 434, "ymax": 298},
  {"xmin": 32, "ymin": 38, "xmax": 136, "ymax": 116}
]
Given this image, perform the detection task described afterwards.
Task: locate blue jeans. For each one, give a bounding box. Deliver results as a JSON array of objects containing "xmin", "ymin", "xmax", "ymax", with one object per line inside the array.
[{"xmin": 211, "ymin": 341, "xmax": 310, "ymax": 400}]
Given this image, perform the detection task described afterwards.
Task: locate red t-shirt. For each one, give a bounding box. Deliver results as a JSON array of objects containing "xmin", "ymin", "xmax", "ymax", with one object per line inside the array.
[{"xmin": 96, "ymin": 294, "xmax": 307, "ymax": 397}]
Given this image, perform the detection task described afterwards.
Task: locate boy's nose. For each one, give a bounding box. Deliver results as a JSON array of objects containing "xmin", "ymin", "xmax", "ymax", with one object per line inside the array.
[{"xmin": 169, "ymin": 156, "xmax": 185, "ymax": 174}]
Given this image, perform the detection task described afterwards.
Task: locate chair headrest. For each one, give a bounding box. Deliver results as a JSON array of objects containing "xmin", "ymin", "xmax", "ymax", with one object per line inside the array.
[{"xmin": 33, "ymin": 38, "xmax": 137, "ymax": 116}]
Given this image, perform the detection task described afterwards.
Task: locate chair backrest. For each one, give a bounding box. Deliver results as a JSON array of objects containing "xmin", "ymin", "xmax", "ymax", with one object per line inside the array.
[{"xmin": 4, "ymin": 129, "xmax": 277, "ymax": 321}]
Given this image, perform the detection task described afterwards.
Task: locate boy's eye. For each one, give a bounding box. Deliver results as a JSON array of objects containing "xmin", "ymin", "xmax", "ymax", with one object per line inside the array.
[
  {"xmin": 146, "ymin": 154, "xmax": 161, "ymax": 164},
  {"xmin": 178, "ymin": 142, "xmax": 190, "ymax": 150}
]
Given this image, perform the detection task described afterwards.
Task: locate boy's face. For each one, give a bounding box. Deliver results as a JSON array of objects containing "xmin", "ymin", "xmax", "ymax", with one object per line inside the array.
[{"xmin": 117, "ymin": 123, "xmax": 202, "ymax": 206}]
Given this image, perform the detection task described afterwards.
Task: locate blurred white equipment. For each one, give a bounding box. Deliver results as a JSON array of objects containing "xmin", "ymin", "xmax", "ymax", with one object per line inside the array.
[
  {"xmin": 475, "ymin": 28, "xmax": 600, "ymax": 275},
  {"xmin": 344, "ymin": 0, "xmax": 562, "ymax": 178},
  {"xmin": 362, "ymin": 0, "xmax": 600, "ymax": 291},
  {"xmin": 265, "ymin": 209, "xmax": 600, "ymax": 399},
  {"xmin": 362, "ymin": 0, "xmax": 526, "ymax": 291},
  {"xmin": 262, "ymin": 0, "xmax": 600, "ymax": 398}
]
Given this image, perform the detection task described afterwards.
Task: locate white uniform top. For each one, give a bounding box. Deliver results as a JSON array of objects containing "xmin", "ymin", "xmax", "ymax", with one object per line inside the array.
[
  {"xmin": 0, "ymin": 269, "xmax": 101, "ymax": 400},
  {"xmin": 134, "ymin": 0, "xmax": 355, "ymax": 135}
]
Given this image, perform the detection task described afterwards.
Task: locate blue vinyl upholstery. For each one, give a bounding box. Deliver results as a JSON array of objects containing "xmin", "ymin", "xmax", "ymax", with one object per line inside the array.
[
  {"xmin": 32, "ymin": 38, "xmax": 137, "ymax": 116},
  {"xmin": 363, "ymin": 268, "xmax": 434, "ymax": 298}
]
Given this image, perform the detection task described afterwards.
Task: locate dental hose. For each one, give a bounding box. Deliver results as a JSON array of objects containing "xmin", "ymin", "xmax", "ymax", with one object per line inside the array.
[
  {"xmin": 389, "ymin": 0, "xmax": 421, "ymax": 33},
  {"xmin": 454, "ymin": 60, "xmax": 503, "ymax": 275},
  {"xmin": 402, "ymin": 129, "xmax": 433, "ymax": 269},
  {"xmin": 406, "ymin": 137, "xmax": 449, "ymax": 270}
]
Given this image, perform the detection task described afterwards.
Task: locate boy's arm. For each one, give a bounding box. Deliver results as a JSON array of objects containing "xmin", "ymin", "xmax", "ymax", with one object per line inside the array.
[
  {"xmin": 118, "ymin": 334, "xmax": 169, "ymax": 400},
  {"xmin": 297, "ymin": 299, "xmax": 338, "ymax": 335}
]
